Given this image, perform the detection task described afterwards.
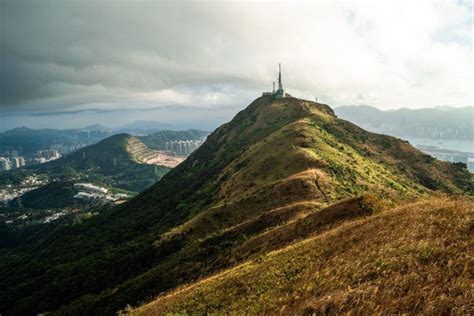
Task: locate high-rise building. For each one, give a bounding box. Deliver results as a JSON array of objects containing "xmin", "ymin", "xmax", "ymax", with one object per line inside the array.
[
  {"xmin": 12, "ymin": 157, "xmax": 25, "ymax": 169},
  {"xmin": 34, "ymin": 157, "xmax": 47, "ymax": 164},
  {"xmin": 164, "ymin": 137, "xmax": 206, "ymax": 156},
  {"xmin": 18, "ymin": 157, "xmax": 25, "ymax": 167},
  {"xmin": 0, "ymin": 157, "xmax": 12, "ymax": 171},
  {"xmin": 12, "ymin": 158, "xmax": 18, "ymax": 169},
  {"xmin": 37, "ymin": 149, "xmax": 60, "ymax": 161}
]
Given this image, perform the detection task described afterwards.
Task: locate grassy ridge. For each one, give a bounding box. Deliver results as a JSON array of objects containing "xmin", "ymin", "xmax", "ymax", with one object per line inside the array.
[
  {"xmin": 0, "ymin": 96, "xmax": 472, "ymax": 315},
  {"xmin": 134, "ymin": 196, "xmax": 473, "ymax": 315}
]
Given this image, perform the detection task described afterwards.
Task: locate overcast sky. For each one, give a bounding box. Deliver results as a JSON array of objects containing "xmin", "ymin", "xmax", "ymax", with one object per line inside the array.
[{"xmin": 0, "ymin": 0, "xmax": 472, "ymax": 129}]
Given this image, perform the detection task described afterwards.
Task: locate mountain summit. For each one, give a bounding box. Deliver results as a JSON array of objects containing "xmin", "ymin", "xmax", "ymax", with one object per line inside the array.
[{"xmin": 1, "ymin": 96, "xmax": 472, "ymax": 315}]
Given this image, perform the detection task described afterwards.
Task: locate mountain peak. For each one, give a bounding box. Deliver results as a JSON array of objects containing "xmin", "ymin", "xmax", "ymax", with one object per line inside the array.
[
  {"xmin": 2, "ymin": 95, "xmax": 472, "ymax": 315},
  {"xmin": 245, "ymin": 95, "xmax": 336, "ymax": 120}
]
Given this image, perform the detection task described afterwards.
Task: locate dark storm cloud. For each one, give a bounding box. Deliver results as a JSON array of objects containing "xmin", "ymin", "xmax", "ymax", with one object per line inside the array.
[
  {"xmin": 0, "ymin": 0, "xmax": 472, "ymax": 112},
  {"xmin": 0, "ymin": 1, "xmax": 258, "ymax": 110}
]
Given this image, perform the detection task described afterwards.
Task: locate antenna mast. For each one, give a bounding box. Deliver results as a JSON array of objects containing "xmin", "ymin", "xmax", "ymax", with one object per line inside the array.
[{"xmin": 278, "ymin": 63, "xmax": 283, "ymax": 90}]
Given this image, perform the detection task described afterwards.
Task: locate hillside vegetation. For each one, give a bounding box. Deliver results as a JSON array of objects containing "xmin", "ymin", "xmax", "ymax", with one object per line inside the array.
[
  {"xmin": 10, "ymin": 181, "xmax": 78, "ymax": 209},
  {"xmin": 0, "ymin": 96, "xmax": 472, "ymax": 315},
  {"xmin": 37, "ymin": 134, "xmax": 169, "ymax": 192},
  {"xmin": 0, "ymin": 134, "xmax": 170, "ymax": 193},
  {"xmin": 134, "ymin": 196, "xmax": 473, "ymax": 315}
]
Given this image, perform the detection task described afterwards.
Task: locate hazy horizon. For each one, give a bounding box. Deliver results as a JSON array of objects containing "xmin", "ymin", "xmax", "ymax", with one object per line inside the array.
[{"xmin": 1, "ymin": 101, "xmax": 473, "ymax": 132}]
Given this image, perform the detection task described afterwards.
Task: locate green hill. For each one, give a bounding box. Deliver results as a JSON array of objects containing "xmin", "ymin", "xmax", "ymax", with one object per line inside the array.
[
  {"xmin": 0, "ymin": 96, "xmax": 472, "ymax": 315},
  {"xmin": 1, "ymin": 134, "xmax": 170, "ymax": 193},
  {"xmin": 10, "ymin": 181, "xmax": 78, "ymax": 209},
  {"xmin": 36, "ymin": 133, "xmax": 170, "ymax": 192}
]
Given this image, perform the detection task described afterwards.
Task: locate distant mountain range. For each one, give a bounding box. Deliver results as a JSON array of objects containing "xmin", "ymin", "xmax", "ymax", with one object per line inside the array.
[
  {"xmin": 334, "ymin": 105, "xmax": 474, "ymax": 140},
  {"xmin": 1, "ymin": 96, "xmax": 471, "ymax": 315},
  {"xmin": 116, "ymin": 120, "xmax": 174, "ymax": 134},
  {"xmin": 0, "ymin": 124, "xmax": 210, "ymax": 157},
  {"xmin": 80, "ymin": 124, "xmax": 111, "ymax": 131}
]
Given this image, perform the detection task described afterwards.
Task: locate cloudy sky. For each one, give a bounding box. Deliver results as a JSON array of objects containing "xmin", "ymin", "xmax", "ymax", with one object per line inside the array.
[{"xmin": 0, "ymin": 0, "xmax": 472, "ymax": 130}]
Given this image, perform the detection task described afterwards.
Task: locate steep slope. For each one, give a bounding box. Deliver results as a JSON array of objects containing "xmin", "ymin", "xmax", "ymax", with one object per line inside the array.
[
  {"xmin": 0, "ymin": 96, "xmax": 472, "ymax": 315},
  {"xmin": 134, "ymin": 197, "xmax": 473, "ymax": 315}
]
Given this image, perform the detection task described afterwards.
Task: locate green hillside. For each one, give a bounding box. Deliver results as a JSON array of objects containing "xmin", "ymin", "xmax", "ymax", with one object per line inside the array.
[
  {"xmin": 0, "ymin": 96, "xmax": 472, "ymax": 315},
  {"xmin": 37, "ymin": 134, "xmax": 169, "ymax": 192},
  {"xmin": 10, "ymin": 181, "xmax": 78, "ymax": 209},
  {"xmin": 1, "ymin": 134, "xmax": 170, "ymax": 193}
]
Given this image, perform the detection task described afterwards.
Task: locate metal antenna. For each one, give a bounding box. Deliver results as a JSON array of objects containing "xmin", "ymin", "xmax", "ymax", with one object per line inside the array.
[{"xmin": 278, "ymin": 63, "xmax": 282, "ymax": 90}]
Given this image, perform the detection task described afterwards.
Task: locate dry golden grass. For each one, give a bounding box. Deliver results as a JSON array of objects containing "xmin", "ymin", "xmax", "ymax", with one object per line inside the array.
[
  {"xmin": 131, "ymin": 196, "xmax": 473, "ymax": 315},
  {"xmin": 122, "ymin": 97, "xmax": 471, "ymax": 315},
  {"xmin": 231, "ymin": 195, "xmax": 381, "ymax": 261}
]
